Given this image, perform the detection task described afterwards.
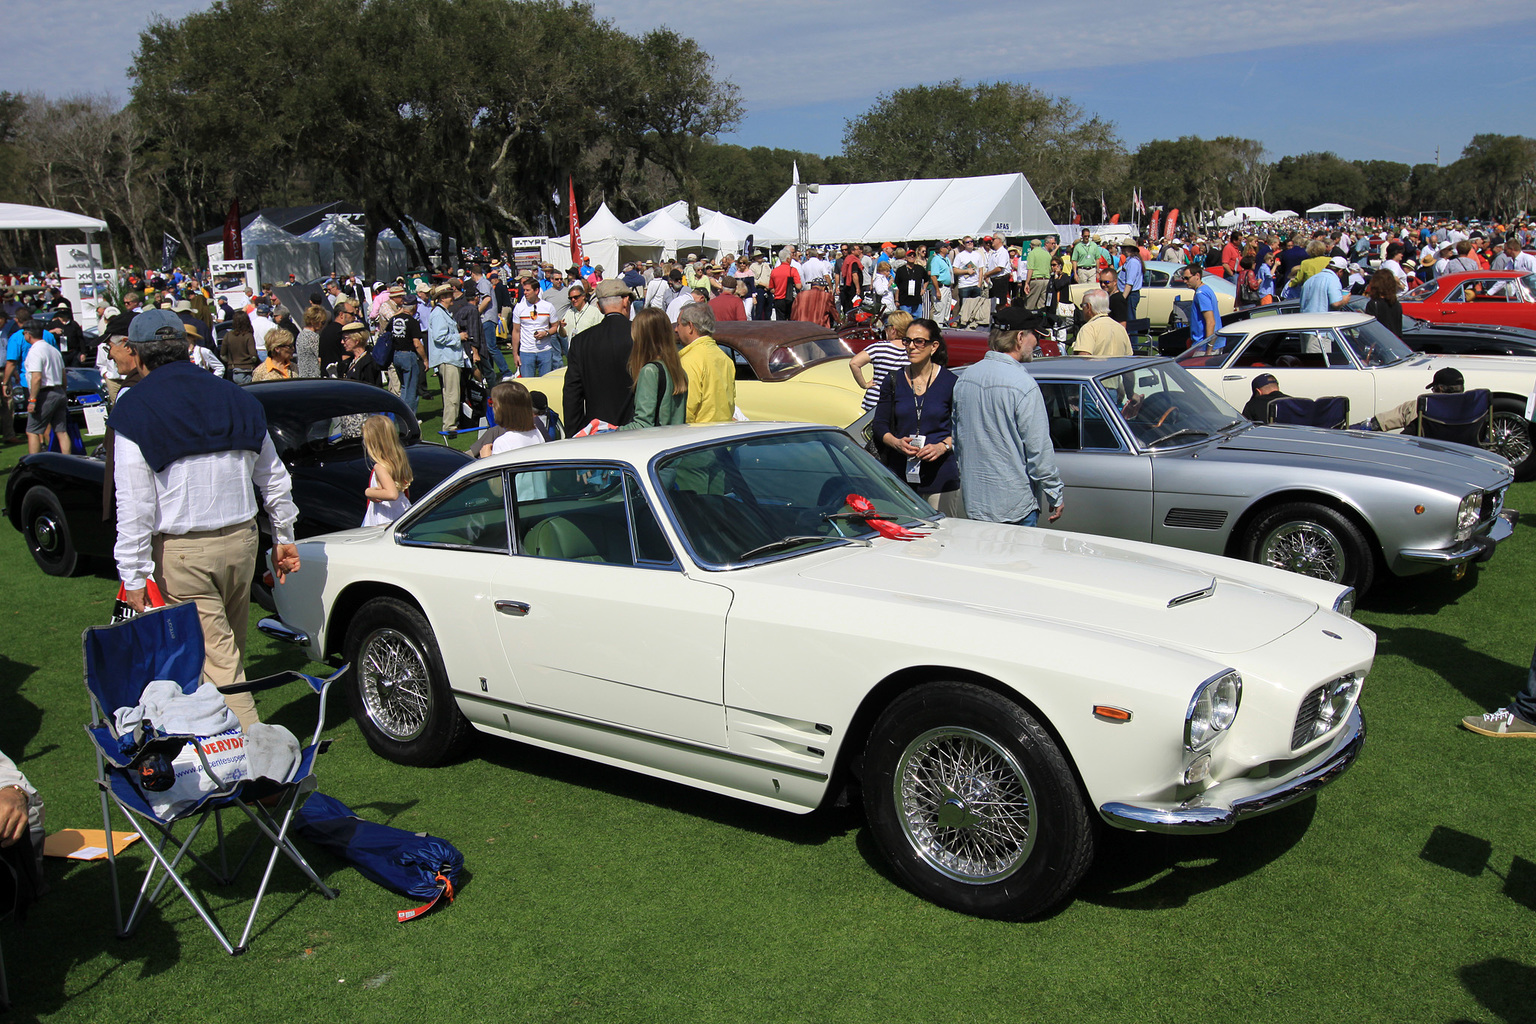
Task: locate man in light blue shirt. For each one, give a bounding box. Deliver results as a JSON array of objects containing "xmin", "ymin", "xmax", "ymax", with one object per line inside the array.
[
  {"xmin": 1301, "ymin": 257, "xmax": 1348, "ymax": 314},
  {"xmin": 953, "ymin": 315, "xmax": 1064, "ymax": 526},
  {"xmin": 928, "ymin": 243, "xmax": 954, "ymax": 324}
]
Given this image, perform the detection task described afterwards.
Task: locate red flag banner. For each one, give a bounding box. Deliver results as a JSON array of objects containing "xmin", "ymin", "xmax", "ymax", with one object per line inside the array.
[
  {"xmin": 223, "ymin": 198, "xmax": 242, "ymax": 260},
  {"xmin": 1164, "ymin": 208, "xmax": 1180, "ymax": 242},
  {"xmin": 1150, "ymin": 208, "xmax": 1162, "ymax": 240},
  {"xmin": 568, "ymin": 176, "xmax": 583, "ymax": 270}
]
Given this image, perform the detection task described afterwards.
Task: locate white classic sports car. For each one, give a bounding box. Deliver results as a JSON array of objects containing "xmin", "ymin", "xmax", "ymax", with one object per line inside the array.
[
  {"xmin": 262, "ymin": 423, "xmax": 1372, "ymax": 919},
  {"xmin": 1180, "ymin": 312, "xmax": 1536, "ymax": 477}
]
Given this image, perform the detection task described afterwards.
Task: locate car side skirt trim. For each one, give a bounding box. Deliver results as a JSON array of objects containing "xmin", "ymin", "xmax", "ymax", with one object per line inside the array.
[
  {"xmin": 456, "ymin": 690, "xmax": 830, "ymax": 784},
  {"xmin": 1099, "ymin": 705, "xmax": 1364, "ymax": 834}
]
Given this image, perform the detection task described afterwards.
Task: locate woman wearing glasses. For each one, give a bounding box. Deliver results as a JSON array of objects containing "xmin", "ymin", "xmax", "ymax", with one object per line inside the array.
[{"xmin": 871, "ymin": 317, "xmax": 962, "ymax": 516}]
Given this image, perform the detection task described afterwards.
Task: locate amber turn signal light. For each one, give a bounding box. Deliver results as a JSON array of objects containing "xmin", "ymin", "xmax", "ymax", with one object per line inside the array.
[{"xmin": 1093, "ymin": 705, "xmax": 1132, "ymax": 722}]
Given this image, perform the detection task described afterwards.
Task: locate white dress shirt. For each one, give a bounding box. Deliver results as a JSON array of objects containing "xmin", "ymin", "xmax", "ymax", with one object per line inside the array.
[{"xmin": 113, "ymin": 434, "xmax": 298, "ymax": 590}]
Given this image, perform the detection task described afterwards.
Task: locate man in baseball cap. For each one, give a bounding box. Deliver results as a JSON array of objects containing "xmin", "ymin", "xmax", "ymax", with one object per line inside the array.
[
  {"xmin": 1355, "ymin": 366, "xmax": 1465, "ymax": 432},
  {"xmin": 108, "ymin": 305, "xmax": 301, "ymax": 731},
  {"xmin": 1240, "ymin": 372, "xmax": 1288, "ymax": 421}
]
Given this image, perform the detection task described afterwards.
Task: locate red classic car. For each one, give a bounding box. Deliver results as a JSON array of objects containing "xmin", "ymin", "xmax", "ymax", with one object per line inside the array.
[
  {"xmin": 839, "ymin": 325, "xmax": 1061, "ymax": 366},
  {"xmin": 1401, "ymin": 270, "xmax": 1536, "ymax": 332}
]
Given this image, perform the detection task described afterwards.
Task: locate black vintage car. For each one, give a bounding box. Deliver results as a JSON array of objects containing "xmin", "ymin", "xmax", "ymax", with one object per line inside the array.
[
  {"xmin": 4, "ymin": 379, "xmax": 471, "ymax": 600},
  {"xmin": 1160, "ymin": 299, "xmax": 1536, "ymax": 357}
]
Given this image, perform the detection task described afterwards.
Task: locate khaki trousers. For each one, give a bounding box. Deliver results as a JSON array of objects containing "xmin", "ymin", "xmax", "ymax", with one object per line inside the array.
[
  {"xmin": 153, "ymin": 519, "xmax": 260, "ymax": 730},
  {"xmin": 1023, "ymin": 280, "xmax": 1049, "ymax": 310},
  {"xmin": 1074, "ymin": 267, "xmax": 1096, "ymax": 284},
  {"xmin": 437, "ymin": 363, "xmax": 462, "ymax": 432}
]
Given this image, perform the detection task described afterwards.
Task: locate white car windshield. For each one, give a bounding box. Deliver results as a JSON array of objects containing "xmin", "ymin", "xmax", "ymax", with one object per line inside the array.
[
  {"xmin": 1338, "ymin": 319, "xmax": 1415, "ymax": 367},
  {"xmin": 1099, "ymin": 361, "xmax": 1246, "ymax": 448},
  {"xmin": 655, "ymin": 430, "xmax": 933, "ymax": 566}
]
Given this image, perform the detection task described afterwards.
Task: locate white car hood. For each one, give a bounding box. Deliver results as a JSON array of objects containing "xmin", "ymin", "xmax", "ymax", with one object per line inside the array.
[{"xmin": 796, "ymin": 521, "xmax": 1318, "ymax": 656}]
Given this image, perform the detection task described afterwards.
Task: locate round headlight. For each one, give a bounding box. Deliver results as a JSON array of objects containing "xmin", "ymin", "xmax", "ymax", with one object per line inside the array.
[
  {"xmin": 1186, "ymin": 670, "xmax": 1243, "ymax": 752},
  {"xmin": 1456, "ymin": 494, "xmax": 1480, "ymax": 542}
]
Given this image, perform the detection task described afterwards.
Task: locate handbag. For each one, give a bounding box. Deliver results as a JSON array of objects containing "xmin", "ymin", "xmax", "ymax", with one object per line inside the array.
[{"xmin": 112, "ymin": 579, "xmax": 165, "ymax": 625}]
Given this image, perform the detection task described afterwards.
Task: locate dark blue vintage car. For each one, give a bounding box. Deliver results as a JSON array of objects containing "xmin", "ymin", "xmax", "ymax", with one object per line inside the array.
[{"xmin": 4, "ymin": 379, "xmax": 471, "ymax": 604}]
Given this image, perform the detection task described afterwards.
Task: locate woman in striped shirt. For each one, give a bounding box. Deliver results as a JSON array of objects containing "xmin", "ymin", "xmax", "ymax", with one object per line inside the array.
[{"xmin": 849, "ymin": 310, "xmax": 912, "ymax": 412}]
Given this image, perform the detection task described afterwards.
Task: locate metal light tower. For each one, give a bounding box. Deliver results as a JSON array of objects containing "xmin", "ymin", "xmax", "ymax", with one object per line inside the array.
[{"xmin": 793, "ymin": 161, "xmax": 818, "ymax": 250}]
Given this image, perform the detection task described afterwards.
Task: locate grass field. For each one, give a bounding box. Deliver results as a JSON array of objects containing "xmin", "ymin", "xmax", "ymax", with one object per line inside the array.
[{"xmin": 1, "ymin": 396, "xmax": 1533, "ymax": 1024}]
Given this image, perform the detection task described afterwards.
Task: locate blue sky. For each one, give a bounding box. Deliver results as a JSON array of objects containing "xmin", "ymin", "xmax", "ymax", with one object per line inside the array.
[{"xmin": 5, "ymin": 0, "xmax": 1534, "ymax": 171}]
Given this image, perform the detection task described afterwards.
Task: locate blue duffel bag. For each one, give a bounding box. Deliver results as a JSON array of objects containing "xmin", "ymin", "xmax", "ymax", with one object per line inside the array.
[{"xmin": 294, "ymin": 792, "xmax": 464, "ymax": 921}]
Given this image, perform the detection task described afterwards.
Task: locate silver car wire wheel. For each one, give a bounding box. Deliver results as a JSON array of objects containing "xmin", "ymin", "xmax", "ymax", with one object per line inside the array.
[
  {"xmin": 894, "ymin": 727, "xmax": 1038, "ymax": 884},
  {"xmin": 1257, "ymin": 519, "xmax": 1346, "ymax": 582},
  {"xmin": 357, "ymin": 627, "xmax": 432, "ymax": 742},
  {"xmin": 1483, "ymin": 411, "xmax": 1533, "ymax": 467}
]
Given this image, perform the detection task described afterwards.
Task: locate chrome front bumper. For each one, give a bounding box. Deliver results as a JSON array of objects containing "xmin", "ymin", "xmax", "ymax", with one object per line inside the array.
[
  {"xmin": 1099, "ymin": 705, "xmax": 1365, "ymax": 834},
  {"xmin": 1399, "ymin": 509, "xmax": 1518, "ymax": 567},
  {"xmin": 257, "ymin": 616, "xmax": 311, "ymax": 647}
]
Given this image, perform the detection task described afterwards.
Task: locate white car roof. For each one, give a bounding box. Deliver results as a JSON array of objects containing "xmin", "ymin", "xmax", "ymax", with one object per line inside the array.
[
  {"xmin": 473, "ymin": 421, "xmax": 837, "ymax": 470},
  {"xmin": 1218, "ymin": 311, "xmax": 1374, "ymax": 335}
]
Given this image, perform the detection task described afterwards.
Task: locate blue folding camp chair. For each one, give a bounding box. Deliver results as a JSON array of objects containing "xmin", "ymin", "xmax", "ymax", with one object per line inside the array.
[
  {"xmin": 1417, "ymin": 389, "xmax": 1491, "ymax": 449},
  {"xmin": 1267, "ymin": 395, "xmax": 1350, "ymax": 429},
  {"xmin": 83, "ymin": 602, "xmax": 345, "ymax": 955}
]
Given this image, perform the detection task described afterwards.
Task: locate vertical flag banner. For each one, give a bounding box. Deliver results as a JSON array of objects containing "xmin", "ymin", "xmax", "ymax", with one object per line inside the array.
[
  {"xmin": 222, "ymin": 198, "xmax": 242, "ymax": 260},
  {"xmin": 1100, "ymin": 191, "xmax": 1107, "ymax": 225},
  {"xmin": 1150, "ymin": 208, "xmax": 1162, "ymax": 240},
  {"xmin": 1070, "ymin": 191, "xmax": 1079, "ymax": 225},
  {"xmin": 1164, "ymin": 208, "xmax": 1180, "ymax": 241},
  {"xmin": 161, "ymin": 233, "xmax": 180, "ymax": 273},
  {"xmin": 568, "ymin": 176, "xmax": 583, "ymax": 269}
]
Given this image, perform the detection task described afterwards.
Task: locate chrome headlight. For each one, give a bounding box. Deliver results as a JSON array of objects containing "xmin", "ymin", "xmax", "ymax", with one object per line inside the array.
[
  {"xmin": 1332, "ymin": 588, "xmax": 1356, "ymax": 618},
  {"xmin": 1456, "ymin": 493, "xmax": 1480, "ymax": 542},
  {"xmin": 1186, "ymin": 670, "xmax": 1242, "ymax": 753},
  {"xmin": 1312, "ymin": 674, "xmax": 1360, "ymax": 739}
]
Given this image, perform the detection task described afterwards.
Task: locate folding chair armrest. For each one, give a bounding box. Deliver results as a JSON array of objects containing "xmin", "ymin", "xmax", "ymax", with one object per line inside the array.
[{"xmin": 219, "ymin": 666, "xmax": 347, "ymax": 697}]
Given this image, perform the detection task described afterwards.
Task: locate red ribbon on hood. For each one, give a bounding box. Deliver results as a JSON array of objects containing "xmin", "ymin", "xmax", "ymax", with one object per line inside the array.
[{"xmin": 845, "ymin": 494, "xmax": 926, "ymax": 540}]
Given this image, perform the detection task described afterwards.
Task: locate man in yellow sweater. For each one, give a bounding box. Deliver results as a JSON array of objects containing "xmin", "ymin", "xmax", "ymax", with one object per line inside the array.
[{"xmin": 674, "ymin": 302, "xmax": 735, "ymax": 423}]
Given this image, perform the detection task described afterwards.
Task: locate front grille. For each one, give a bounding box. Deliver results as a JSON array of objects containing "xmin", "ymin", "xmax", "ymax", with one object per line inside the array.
[
  {"xmin": 1481, "ymin": 488, "xmax": 1505, "ymax": 522},
  {"xmin": 1292, "ymin": 685, "xmax": 1326, "ymax": 750},
  {"xmin": 1164, "ymin": 507, "xmax": 1228, "ymax": 530}
]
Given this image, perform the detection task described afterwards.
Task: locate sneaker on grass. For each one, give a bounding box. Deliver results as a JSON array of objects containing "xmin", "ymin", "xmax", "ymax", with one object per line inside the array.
[{"xmin": 1461, "ymin": 707, "xmax": 1536, "ymax": 737}]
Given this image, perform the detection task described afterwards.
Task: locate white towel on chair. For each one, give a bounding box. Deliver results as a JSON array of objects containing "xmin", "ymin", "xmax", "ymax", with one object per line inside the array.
[
  {"xmin": 244, "ymin": 723, "xmax": 301, "ymax": 783},
  {"xmin": 113, "ymin": 680, "xmax": 240, "ymax": 738}
]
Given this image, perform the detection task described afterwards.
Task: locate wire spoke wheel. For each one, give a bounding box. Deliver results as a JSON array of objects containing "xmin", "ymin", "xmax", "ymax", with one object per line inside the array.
[
  {"xmin": 894, "ymin": 727, "xmax": 1038, "ymax": 884},
  {"xmin": 1257, "ymin": 520, "xmax": 1346, "ymax": 582},
  {"xmin": 358, "ymin": 627, "xmax": 432, "ymax": 742},
  {"xmin": 1483, "ymin": 411, "xmax": 1533, "ymax": 468}
]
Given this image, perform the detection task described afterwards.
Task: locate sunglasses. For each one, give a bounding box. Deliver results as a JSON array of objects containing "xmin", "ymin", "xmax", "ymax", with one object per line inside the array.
[{"xmin": 903, "ymin": 336, "xmax": 934, "ymax": 347}]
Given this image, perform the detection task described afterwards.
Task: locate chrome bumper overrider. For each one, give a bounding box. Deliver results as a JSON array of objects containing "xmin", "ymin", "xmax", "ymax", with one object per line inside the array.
[
  {"xmin": 1099, "ymin": 705, "xmax": 1365, "ymax": 833},
  {"xmin": 257, "ymin": 616, "xmax": 310, "ymax": 647},
  {"xmin": 1399, "ymin": 509, "xmax": 1518, "ymax": 566}
]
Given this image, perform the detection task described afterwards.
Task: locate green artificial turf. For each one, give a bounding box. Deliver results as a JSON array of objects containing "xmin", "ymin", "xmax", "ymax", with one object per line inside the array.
[{"xmin": 1, "ymin": 401, "xmax": 1532, "ymax": 1023}]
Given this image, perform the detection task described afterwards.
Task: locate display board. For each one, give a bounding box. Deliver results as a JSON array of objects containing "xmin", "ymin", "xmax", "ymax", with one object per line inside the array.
[{"xmin": 54, "ymin": 243, "xmax": 114, "ymax": 311}]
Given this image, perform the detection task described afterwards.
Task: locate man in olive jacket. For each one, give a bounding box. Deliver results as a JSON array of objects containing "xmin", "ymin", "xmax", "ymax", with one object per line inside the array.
[{"xmin": 563, "ymin": 279, "xmax": 636, "ymax": 429}]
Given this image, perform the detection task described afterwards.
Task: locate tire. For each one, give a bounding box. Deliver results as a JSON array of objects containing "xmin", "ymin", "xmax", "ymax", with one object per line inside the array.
[
  {"xmin": 1241, "ymin": 500, "xmax": 1375, "ymax": 593},
  {"xmin": 341, "ymin": 596, "xmax": 472, "ymax": 766},
  {"xmin": 19, "ymin": 486, "xmax": 81, "ymax": 577},
  {"xmin": 862, "ymin": 682, "xmax": 1095, "ymax": 920},
  {"xmin": 1483, "ymin": 398, "xmax": 1534, "ymax": 481}
]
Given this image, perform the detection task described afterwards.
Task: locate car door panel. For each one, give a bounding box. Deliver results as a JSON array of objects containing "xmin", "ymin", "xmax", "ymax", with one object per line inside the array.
[
  {"xmin": 489, "ymin": 468, "xmax": 732, "ymax": 747},
  {"xmin": 1037, "ymin": 382, "xmax": 1153, "ymax": 541}
]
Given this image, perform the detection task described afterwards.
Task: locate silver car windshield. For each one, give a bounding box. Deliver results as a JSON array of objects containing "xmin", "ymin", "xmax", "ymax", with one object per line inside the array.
[
  {"xmin": 1339, "ymin": 319, "xmax": 1414, "ymax": 367},
  {"xmin": 655, "ymin": 430, "xmax": 933, "ymax": 566},
  {"xmin": 1099, "ymin": 361, "xmax": 1246, "ymax": 449}
]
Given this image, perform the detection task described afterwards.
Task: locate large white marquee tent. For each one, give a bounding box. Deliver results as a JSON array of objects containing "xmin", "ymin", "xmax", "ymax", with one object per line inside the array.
[
  {"xmin": 1216, "ymin": 207, "xmax": 1278, "ymax": 228},
  {"xmin": 751, "ymin": 173, "xmax": 1052, "ymax": 246},
  {"xmin": 0, "ymin": 203, "xmax": 108, "ymax": 232},
  {"xmin": 544, "ymin": 202, "xmax": 664, "ymax": 272}
]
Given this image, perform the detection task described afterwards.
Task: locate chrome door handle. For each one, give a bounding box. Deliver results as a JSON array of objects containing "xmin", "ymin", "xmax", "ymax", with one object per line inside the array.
[
  {"xmin": 495, "ymin": 600, "xmax": 530, "ymax": 617},
  {"xmin": 1222, "ymin": 374, "xmax": 1242, "ymax": 381}
]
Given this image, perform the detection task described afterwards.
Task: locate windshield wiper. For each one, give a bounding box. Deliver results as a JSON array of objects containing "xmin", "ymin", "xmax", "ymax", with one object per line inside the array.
[
  {"xmin": 1147, "ymin": 428, "xmax": 1212, "ymax": 447},
  {"xmin": 737, "ymin": 535, "xmax": 873, "ymax": 561}
]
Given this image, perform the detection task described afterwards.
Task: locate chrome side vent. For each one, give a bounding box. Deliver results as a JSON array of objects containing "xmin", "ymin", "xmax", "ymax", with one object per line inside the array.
[{"xmin": 1164, "ymin": 508, "xmax": 1228, "ymax": 530}]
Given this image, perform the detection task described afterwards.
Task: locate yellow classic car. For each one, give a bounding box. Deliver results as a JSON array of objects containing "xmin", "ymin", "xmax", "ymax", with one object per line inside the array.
[
  {"xmin": 529, "ymin": 320, "xmax": 868, "ymax": 429},
  {"xmin": 1068, "ymin": 260, "xmax": 1237, "ymax": 330}
]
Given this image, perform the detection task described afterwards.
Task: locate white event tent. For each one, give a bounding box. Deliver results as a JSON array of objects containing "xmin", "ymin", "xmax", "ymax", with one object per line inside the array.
[
  {"xmin": 751, "ymin": 173, "xmax": 1052, "ymax": 246},
  {"xmin": 0, "ymin": 202, "xmax": 108, "ymax": 232},
  {"xmin": 627, "ymin": 201, "xmax": 758, "ymax": 258},
  {"xmin": 1216, "ymin": 207, "xmax": 1277, "ymax": 228},
  {"xmin": 241, "ymin": 214, "xmax": 321, "ymax": 283},
  {"xmin": 1306, "ymin": 203, "xmax": 1355, "ymax": 221},
  {"xmin": 1271, "ymin": 209, "xmax": 1301, "ymax": 219},
  {"xmin": 298, "ymin": 213, "xmax": 367, "ymax": 276},
  {"xmin": 545, "ymin": 202, "xmax": 664, "ymax": 273}
]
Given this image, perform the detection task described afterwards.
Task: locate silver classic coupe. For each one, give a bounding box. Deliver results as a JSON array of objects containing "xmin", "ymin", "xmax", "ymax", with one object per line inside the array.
[{"xmin": 1022, "ymin": 356, "xmax": 1517, "ymax": 594}]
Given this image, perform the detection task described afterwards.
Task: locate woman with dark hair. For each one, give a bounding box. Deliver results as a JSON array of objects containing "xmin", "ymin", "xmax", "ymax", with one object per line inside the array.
[
  {"xmin": 220, "ymin": 311, "xmax": 258, "ymax": 384},
  {"xmin": 1364, "ymin": 269, "xmax": 1404, "ymax": 337},
  {"xmin": 871, "ymin": 316, "xmax": 961, "ymax": 515},
  {"xmin": 619, "ymin": 307, "xmax": 688, "ymax": 430},
  {"xmin": 1236, "ymin": 255, "xmax": 1262, "ymax": 310}
]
